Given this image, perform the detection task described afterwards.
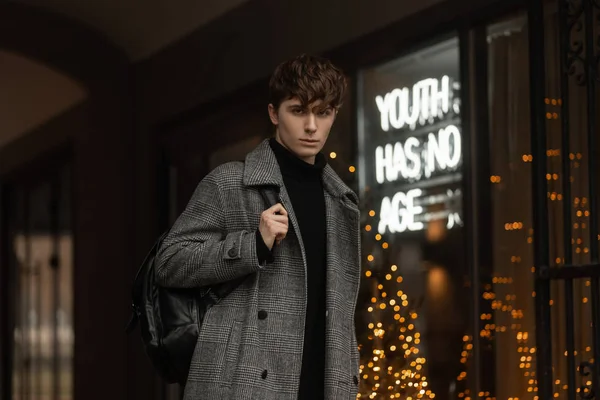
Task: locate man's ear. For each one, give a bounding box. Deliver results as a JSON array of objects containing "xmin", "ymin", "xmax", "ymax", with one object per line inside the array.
[{"xmin": 268, "ymin": 104, "xmax": 279, "ymax": 125}]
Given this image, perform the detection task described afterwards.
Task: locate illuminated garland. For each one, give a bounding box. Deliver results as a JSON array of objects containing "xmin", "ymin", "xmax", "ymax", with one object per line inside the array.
[
  {"xmin": 454, "ymin": 97, "xmax": 595, "ymax": 400},
  {"xmin": 328, "ymin": 151, "xmax": 433, "ymax": 399},
  {"xmin": 357, "ymin": 232, "xmax": 433, "ymax": 400}
]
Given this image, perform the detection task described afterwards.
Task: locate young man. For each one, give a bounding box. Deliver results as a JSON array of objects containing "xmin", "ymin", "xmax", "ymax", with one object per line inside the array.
[{"xmin": 155, "ymin": 54, "xmax": 361, "ymax": 400}]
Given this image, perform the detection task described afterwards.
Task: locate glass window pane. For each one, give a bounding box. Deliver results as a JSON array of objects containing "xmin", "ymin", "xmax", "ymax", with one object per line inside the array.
[
  {"xmin": 9, "ymin": 166, "xmax": 73, "ymax": 400},
  {"xmin": 486, "ymin": 5, "xmax": 596, "ymax": 398},
  {"xmin": 487, "ymin": 13, "xmax": 536, "ymax": 399},
  {"xmin": 11, "ymin": 187, "xmax": 27, "ymax": 400},
  {"xmin": 357, "ymin": 36, "xmax": 467, "ymax": 399},
  {"xmin": 57, "ymin": 167, "xmax": 73, "ymax": 400}
]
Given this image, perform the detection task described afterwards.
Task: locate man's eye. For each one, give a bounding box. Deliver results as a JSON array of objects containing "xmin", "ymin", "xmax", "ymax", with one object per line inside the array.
[
  {"xmin": 292, "ymin": 108, "xmax": 304, "ymax": 115},
  {"xmin": 318, "ymin": 109, "xmax": 333, "ymax": 116}
]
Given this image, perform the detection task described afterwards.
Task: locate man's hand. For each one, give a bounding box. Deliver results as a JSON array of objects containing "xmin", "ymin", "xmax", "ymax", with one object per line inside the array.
[{"xmin": 258, "ymin": 203, "xmax": 288, "ymax": 250}]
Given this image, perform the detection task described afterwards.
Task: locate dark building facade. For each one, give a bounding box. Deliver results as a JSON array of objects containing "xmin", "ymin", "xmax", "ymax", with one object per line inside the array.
[{"xmin": 1, "ymin": 1, "xmax": 599, "ymax": 400}]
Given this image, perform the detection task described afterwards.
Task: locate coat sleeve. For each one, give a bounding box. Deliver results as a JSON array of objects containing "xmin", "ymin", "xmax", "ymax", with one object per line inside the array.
[{"xmin": 155, "ymin": 169, "xmax": 264, "ymax": 288}]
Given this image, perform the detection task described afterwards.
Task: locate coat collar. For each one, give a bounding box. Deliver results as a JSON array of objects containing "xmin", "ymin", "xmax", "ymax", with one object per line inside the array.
[{"xmin": 243, "ymin": 139, "xmax": 358, "ymax": 205}]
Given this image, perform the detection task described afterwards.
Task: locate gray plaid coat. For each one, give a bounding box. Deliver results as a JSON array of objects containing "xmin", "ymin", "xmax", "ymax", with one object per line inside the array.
[{"xmin": 156, "ymin": 139, "xmax": 361, "ymax": 400}]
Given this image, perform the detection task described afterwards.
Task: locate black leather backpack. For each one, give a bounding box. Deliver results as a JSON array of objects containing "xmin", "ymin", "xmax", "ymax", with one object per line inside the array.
[{"xmin": 125, "ymin": 188, "xmax": 279, "ymax": 385}]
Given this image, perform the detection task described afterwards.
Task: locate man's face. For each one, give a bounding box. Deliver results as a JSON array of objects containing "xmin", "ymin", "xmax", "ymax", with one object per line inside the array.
[{"xmin": 268, "ymin": 98, "xmax": 337, "ymax": 164}]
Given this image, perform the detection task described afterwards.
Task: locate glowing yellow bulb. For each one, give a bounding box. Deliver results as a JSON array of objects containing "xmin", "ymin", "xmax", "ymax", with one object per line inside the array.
[
  {"xmin": 349, "ymin": 166, "xmax": 356, "ymax": 173},
  {"xmin": 329, "ymin": 152, "xmax": 337, "ymax": 159}
]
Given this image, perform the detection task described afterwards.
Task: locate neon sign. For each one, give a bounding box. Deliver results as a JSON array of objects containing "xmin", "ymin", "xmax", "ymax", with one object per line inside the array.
[
  {"xmin": 375, "ymin": 124, "xmax": 461, "ymax": 183},
  {"xmin": 370, "ymin": 76, "xmax": 463, "ymax": 235},
  {"xmin": 377, "ymin": 188, "xmax": 463, "ymax": 234},
  {"xmin": 375, "ymin": 76, "xmax": 452, "ymax": 132}
]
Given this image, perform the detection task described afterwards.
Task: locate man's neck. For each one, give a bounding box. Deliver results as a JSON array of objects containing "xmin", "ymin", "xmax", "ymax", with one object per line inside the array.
[
  {"xmin": 269, "ymin": 138, "xmax": 326, "ymax": 181},
  {"xmin": 274, "ymin": 135, "xmax": 315, "ymax": 165}
]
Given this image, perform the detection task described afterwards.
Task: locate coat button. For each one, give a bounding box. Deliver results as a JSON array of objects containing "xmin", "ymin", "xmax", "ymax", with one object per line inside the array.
[
  {"xmin": 228, "ymin": 248, "xmax": 236, "ymax": 257},
  {"xmin": 258, "ymin": 310, "xmax": 268, "ymax": 320},
  {"xmin": 353, "ymin": 375, "xmax": 359, "ymax": 385},
  {"xmin": 261, "ymin": 370, "xmax": 268, "ymax": 379}
]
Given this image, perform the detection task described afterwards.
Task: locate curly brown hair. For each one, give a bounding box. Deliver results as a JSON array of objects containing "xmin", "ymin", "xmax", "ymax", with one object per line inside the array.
[{"xmin": 268, "ymin": 54, "xmax": 348, "ymax": 111}]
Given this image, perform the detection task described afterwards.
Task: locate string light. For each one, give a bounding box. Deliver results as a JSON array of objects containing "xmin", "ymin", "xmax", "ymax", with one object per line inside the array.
[
  {"xmin": 326, "ymin": 145, "xmax": 431, "ymax": 398},
  {"xmin": 466, "ymin": 96, "xmax": 594, "ymax": 400},
  {"xmin": 356, "ymin": 201, "xmax": 432, "ymax": 399}
]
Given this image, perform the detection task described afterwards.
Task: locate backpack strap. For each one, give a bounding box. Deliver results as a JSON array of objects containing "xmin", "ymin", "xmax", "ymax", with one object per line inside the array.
[
  {"xmin": 201, "ymin": 185, "xmax": 280, "ymax": 305},
  {"xmin": 260, "ymin": 187, "xmax": 280, "ymax": 210},
  {"xmin": 125, "ymin": 231, "xmax": 169, "ymax": 334}
]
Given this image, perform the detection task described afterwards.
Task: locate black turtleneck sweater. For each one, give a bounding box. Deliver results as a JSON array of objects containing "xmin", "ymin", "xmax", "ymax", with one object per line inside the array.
[{"xmin": 255, "ymin": 138, "xmax": 327, "ymax": 399}]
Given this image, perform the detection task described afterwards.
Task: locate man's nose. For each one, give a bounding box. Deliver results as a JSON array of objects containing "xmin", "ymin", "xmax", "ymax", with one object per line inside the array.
[{"xmin": 305, "ymin": 114, "xmax": 317, "ymax": 133}]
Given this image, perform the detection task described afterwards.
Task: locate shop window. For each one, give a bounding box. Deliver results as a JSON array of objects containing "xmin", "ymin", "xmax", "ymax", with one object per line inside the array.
[
  {"xmin": 486, "ymin": 7, "xmax": 596, "ymax": 399},
  {"xmin": 486, "ymin": 13, "xmax": 536, "ymax": 399},
  {"xmin": 356, "ymin": 36, "xmax": 467, "ymax": 399},
  {"xmin": 6, "ymin": 165, "xmax": 73, "ymax": 400}
]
